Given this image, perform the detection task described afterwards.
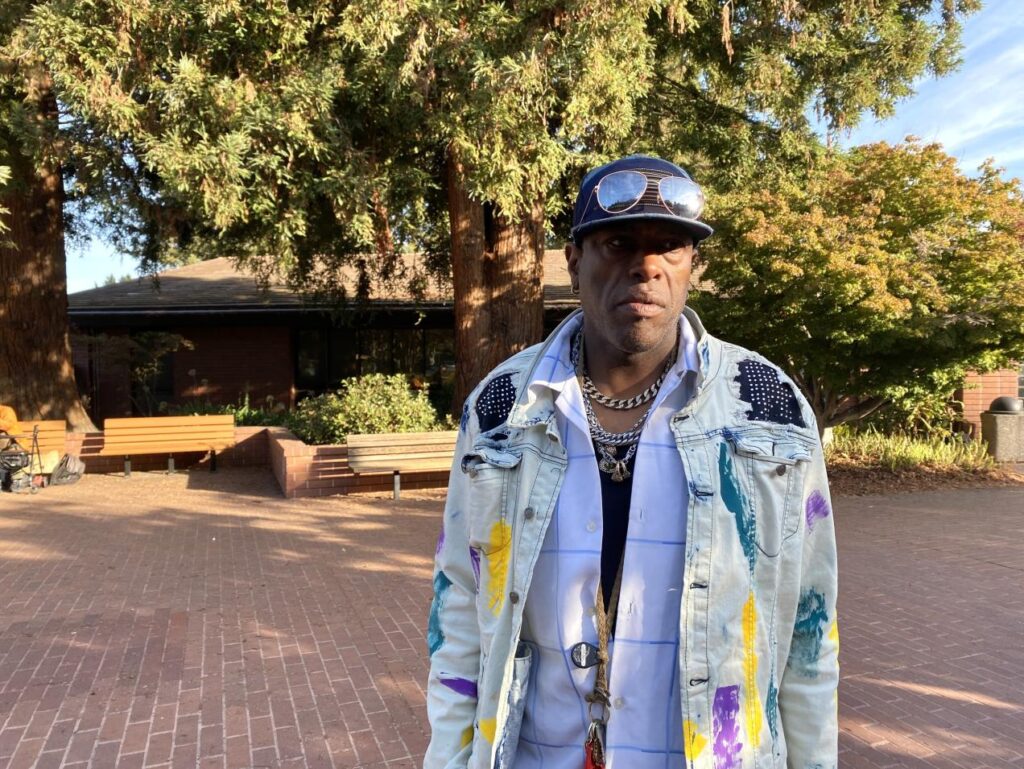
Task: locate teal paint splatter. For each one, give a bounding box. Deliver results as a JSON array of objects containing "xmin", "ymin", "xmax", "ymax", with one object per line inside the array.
[
  {"xmin": 427, "ymin": 571, "xmax": 453, "ymax": 656},
  {"xmin": 719, "ymin": 442, "xmax": 756, "ymax": 573},
  {"xmin": 790, "ymin": 588, "xmax": 829, "ymax": 671},
  {"xmin": 765, "ymin": 675, "xmax": 779, "ymax": 741}
]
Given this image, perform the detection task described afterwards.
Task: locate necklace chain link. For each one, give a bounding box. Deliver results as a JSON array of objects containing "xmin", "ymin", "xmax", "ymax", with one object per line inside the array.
[{"xmin": 570, "ymin": 326, "xmax": 676, "ymax": 481}]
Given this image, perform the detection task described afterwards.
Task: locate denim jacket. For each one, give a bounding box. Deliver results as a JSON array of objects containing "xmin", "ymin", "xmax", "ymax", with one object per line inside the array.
[{"xmin": 425, "ymin": 308, "xmax": 839, "ymax": 769}]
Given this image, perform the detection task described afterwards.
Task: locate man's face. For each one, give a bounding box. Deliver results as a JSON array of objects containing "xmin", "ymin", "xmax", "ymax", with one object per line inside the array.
[{"xmin": 566, "ymin": 220, "xmax": 696, "ymax": 359}]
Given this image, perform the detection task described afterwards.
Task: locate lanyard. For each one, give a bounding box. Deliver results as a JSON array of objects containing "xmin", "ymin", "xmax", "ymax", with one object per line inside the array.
[{"xmin": 584, "ymin": 556, "xmax": 624, "ymax": 769}]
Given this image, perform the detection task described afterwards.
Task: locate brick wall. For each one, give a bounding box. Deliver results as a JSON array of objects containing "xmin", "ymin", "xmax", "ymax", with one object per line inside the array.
[
  {"xmin": 958, "ymin": 367, "xmax": 1020, "ymax": 435},
  {"xmin": 67, "ymin": 426, "xmax": 270, "ymax": 474},
  {"xmin": 174, "ymin": 325, "xmax": 294, "ymax": 409},
  {"xmin": 266, "ymin": 427, "xmax": 450, "ymax": 498}
]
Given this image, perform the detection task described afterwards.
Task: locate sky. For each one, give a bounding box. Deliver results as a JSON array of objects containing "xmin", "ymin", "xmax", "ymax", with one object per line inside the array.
[{"xmin": 64, "ymin": 0, "xmax": 1024, "ymax": 293}]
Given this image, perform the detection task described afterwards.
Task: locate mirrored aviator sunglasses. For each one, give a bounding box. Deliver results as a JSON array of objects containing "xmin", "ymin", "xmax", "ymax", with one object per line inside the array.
[{"xmin": 595, "ymin": 169, "xmax": 705, "ymax": 220}]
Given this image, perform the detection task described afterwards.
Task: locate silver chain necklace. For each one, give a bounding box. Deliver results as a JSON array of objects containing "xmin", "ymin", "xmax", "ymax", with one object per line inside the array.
[{"xmin": 570, "ymin": 328, "xmax": 676, "ymax": 482}]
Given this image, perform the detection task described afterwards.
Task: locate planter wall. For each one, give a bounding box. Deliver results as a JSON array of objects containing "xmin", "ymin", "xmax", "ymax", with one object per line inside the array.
[{"xmin": 265, "ymin": 427, "xmax": 450, "ymax": 498}]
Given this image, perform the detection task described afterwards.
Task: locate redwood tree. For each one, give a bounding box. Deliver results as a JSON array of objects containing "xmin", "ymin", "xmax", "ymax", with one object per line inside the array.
[{"xmin": 0, "ymin": 61, "xmax": 95, "ymax": 430}]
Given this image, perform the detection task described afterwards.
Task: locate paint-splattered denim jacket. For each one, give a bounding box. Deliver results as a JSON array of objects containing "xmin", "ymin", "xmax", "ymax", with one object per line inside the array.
[{"xmin": 425, "ymin": 307, "xmax": 839, "ymax": 769}]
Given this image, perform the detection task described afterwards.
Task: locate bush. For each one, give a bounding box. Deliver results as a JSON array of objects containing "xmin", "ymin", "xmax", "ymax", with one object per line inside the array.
[
  {"xmin": 290, "ymin": 374, "xmax": 444, "ymax": 445},
  {"xmin": 825, "ymin": 426, "xmax": 995, "ymax": 472}
]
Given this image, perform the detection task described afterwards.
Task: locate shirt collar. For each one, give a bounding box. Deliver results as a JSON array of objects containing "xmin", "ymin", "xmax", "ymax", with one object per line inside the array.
[{"xmin": 528, "ymin": 311, "xmax": 700, "ymax": 398}]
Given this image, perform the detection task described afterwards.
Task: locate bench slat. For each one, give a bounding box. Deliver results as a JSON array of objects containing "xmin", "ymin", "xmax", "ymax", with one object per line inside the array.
[
  {"xmin": 347, "ymin": 431, "xmax": 458, "ymax": 448},
  {"xmin": 104, "ymin": 415, "xmax": 234, "ymax": 428},
  {"xmin": 348, "ymin": 459, "xmax": 452, "ymax": 473},
  {"xmin": 103, "ymin": 431, "xmax": 234, "ymax": 442}
]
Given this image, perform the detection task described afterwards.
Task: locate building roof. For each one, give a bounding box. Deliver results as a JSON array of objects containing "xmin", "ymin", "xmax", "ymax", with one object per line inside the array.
[{"xmin": 69, "ymin": 252, "xmax": 579, "ymax": 316}]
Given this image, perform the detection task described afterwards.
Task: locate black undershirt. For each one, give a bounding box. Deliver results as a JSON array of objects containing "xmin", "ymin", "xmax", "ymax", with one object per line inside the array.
[{"xmin": 597, "ymin": 445, "xmax": 637, "ymax": 624}]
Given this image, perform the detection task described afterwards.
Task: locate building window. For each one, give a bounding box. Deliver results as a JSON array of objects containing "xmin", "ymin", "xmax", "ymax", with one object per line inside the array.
[
  {"xmin": 296, "ymin": 329, "xmax": 328, "ymax": 392},
  {"xmin": 295, "ymin": 324, "xmax": 455, "ymax": 411}
]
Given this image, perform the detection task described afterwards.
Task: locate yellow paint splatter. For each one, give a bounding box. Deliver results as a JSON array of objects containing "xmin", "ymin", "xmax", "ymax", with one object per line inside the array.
[
  {"xmin": 486, "ymin": 520, "xmax": 512, "ymax": 616},
  {"xmin": 743, "ymin": 591, "xmax": 762, "ymax": 748},
  {"xmin": 828, "ymin": 618, "xmax": 840, "ymax": 655},
  {"xmin": 460, "ymin": 726, "xmax": 474, "ymax": 748},
  {"xmin": 683, "ymin": 720, "xmax": 707, "ymax": 760},
  {"xmin": 479, "ymin": 717, "xmax": 497, "ymax": 744}
]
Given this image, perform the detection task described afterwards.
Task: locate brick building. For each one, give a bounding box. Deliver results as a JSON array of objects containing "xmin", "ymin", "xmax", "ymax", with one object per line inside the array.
[
  {"xmin": 69, "ymin": 255, "xmax": 1018, "ymax": 434},
  {"xmin": 69, "ymin": 253, "xmax": 578, "ymax": 423}
]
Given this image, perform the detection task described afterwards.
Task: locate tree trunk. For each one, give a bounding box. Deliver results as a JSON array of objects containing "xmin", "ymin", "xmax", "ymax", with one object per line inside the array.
[
  {"xmin": 0, "ymin": 71, "xmax": 97, "ymax": 432},
  {"xmin": 446, "ymin": 151, "xmax": 545, "ymax": 418}
]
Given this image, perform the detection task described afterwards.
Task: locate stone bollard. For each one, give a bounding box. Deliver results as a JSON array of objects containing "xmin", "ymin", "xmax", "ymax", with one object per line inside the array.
[{"xmin": 980, "ymin": 396, "xmax": 1024, "ymax": 462}]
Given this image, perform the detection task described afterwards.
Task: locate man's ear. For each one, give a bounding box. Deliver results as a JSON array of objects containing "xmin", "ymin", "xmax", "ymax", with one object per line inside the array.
[
  {"xmin": 565, "ymin": 241, "xmax": 582, "ymax": 288},
  {"xmin": 691, "ymin": 248, "xmax": 702, "ymax": 269}
]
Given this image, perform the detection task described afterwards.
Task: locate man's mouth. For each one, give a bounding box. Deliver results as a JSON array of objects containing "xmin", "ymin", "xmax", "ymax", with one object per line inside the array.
[{"xmin": 618, "ymin": 294, "xmax": 664, "ymax": 317}]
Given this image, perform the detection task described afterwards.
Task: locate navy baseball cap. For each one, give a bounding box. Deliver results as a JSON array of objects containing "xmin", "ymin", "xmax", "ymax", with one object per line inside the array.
[{"xmin": 570, "ymin": 155, "xmax": 714, "ymax": 244}]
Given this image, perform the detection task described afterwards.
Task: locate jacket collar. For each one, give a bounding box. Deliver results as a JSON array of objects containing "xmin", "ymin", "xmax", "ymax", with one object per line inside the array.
[{"xmin": 506, "ymin": 306, "xmax": 718, "ymax": 429}]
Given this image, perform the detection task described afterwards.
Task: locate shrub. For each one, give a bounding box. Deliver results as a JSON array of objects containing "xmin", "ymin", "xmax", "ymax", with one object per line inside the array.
[
  {"xmin": 825, "ymin": 426, "xmax": 995, "ymax": 473},
  {"xmin": 290, "ymin": 374, "xmax": 443, "ymax": 445}
]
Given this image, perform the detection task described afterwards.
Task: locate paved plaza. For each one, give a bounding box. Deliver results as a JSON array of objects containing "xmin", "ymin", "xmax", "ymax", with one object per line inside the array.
[{"xmin": 0, "ymin": 469, "xmax": 1022, "ymax": 768}]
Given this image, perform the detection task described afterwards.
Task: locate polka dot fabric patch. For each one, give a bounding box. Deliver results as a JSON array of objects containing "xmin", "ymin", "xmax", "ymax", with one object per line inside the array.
[
  {"xmin": 736, "ymin": 360, "xmax": 806, "ymax": 427},
  {"xmin": 475, "ymin": 373, "xmax": 517, "ymax": 433}
]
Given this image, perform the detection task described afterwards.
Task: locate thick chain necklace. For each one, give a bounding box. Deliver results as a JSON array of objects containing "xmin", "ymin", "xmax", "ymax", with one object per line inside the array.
[{"xmin": 570, "ymin": 328, "xmax": 676, "ymax": 482}]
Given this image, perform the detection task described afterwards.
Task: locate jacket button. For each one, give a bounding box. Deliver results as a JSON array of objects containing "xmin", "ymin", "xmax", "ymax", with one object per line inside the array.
[
  {"xmin": 775, "ymin": 465, "xmax": 787, "ymax": 476},
  {"xmin": 509, "ymin": 591, "xmax": 520, "ymax": 604},
  {"xmin": 524, "ymin": 507, "xmax": 535, "ymax": 520}
]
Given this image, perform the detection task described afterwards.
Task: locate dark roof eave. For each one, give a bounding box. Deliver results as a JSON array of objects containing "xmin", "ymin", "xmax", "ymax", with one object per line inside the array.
[{"xmin": 68, "ymin": 301, "xmax": 455, "ymax": 317}]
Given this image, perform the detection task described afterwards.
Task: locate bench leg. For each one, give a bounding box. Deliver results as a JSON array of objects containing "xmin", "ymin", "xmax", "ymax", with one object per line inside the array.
[
  {"xmin": 210, "ymin": 451, "xmax": 217, "ymax": 472},
  {"xmin": 168, "ymin": 456, "xmax": 175, "ymax": 474},
  {"xmin": 393, "ymin": 470, "xmax": 401, "ymax": 501},
  {"xmin": 124, "ymin": 456, "xmax": 131, "ymax": 477}
]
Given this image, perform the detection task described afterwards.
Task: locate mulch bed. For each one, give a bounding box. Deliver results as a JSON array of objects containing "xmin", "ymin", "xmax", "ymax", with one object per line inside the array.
[{"xmin": 826, "ymin": 460, "xmax": 1024, "ymax": 496}]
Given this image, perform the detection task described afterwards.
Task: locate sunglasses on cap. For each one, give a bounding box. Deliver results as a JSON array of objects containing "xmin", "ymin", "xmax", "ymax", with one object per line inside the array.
[{"xmin": 589, "ymin": 169, "xmax": 706, "ymax": 220}]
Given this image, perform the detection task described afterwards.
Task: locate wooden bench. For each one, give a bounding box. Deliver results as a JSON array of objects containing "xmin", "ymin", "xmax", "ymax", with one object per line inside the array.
[
  {"xmin": 1, "ymin": 420, "xmax": 66, "ymax": 473},
  {"xmin": 101, "ymin": 415, "xmax": 236, "ymax": 476},
  {"xmin": 346, "ymin": 430, "xmax": 458, "ymax": 499}
]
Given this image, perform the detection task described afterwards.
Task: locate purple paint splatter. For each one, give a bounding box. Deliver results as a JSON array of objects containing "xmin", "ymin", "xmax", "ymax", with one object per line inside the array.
[
  {"xmin": 435, "ymin": 527, "xmax": 446, "ymax": 556},
  {"xmin": 805, "ymin": 490, "xmax": 831, "ymax": 532},
  {"xmin": 439, "ymin": 676, "xmax": 478, "ymax": 698},
  {"xmin": 713, "ymin": 685, "xmax": 742, "ymax": 769},
  {"xmin": 469, "ymin": 547, "xmax": 481, "ymax": 589}
]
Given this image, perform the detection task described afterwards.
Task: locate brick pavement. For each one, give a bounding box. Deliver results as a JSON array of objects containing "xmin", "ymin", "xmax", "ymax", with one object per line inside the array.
[{"xmin": 1, "ymin": 470, "xmax": 1022, "ymax": 768}]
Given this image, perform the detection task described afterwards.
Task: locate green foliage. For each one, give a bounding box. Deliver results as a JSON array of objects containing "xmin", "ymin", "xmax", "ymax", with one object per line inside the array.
[
  {"xmin": 290, "ymin": 374, "xmax": 443, "ymax": 445},
  {"xmin": 826, "ymin": 425, "xmax": 994, "ymax": 473},
  {"xmin": 8, "ymin": 0, "xmax": 980, "ymax": 277},
  {"xmin": 166, "ymin": 393, "xmax": 290, "ymax": 426},
  {"xmin": 693, "ymin": 139, "xmax": 1024, "ymax": 431}
]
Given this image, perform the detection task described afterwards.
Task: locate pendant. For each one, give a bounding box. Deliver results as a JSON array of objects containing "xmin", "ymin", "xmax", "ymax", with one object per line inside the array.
[
  {"xmin": 584, "ymin": 720, "xmax": 606, "ymax": 769},
  {"xmin": 598, "ymin": 456, "xmax": 629, "ymax": 482},
  {"xmin": 597, "ymin": 445, "xmax": 630, "ymax": 482}
]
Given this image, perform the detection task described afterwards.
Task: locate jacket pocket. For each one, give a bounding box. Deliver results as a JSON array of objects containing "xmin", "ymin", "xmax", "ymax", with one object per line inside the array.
[
  {"xmin": 725, "ymin": 429, "xmax": 814, "ymax": 557},
  {"xmin": 495, "ymin": 642, "xmax": 533, "ymax": 769},
  {"xmin": 462, "ymin": 448, "xmax": 522, "ymax": 555}
]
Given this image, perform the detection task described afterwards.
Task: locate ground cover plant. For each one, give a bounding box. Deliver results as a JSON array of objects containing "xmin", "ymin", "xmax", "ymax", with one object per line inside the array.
[
  {"xmin": 289, "ymin": 374, "xmax": 446, "ymax": 445},
  {"xmin": 823, "ymin": 425, "xmax": 1024, "ymax": 495}
]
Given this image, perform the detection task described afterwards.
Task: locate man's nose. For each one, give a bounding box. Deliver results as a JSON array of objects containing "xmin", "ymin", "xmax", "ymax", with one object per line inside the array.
[{"xmin": 628, "ymin": 248, "xmax": 665, "ymax": 280}]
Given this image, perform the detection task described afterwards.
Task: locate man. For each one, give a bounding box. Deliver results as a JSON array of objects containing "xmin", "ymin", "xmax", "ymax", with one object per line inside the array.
[{"xmin": 425, "ymin": 155, "xmax": 838, "ymax": 769}]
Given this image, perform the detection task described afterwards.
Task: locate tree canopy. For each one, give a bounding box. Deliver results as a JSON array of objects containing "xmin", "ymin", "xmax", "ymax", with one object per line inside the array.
[
  {"xmin": 0, "ymin": 0, "xmax": 987, "ymax": 423},
  {"xmin": 693, "ymin": 139, "xmax": 1024, "ymax": 431}
]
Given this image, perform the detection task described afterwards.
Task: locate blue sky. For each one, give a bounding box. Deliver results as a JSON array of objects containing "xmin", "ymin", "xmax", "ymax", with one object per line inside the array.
[{"xmin": 64, "ymin": 0, "xmax": 1024, "ymax": 293}]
